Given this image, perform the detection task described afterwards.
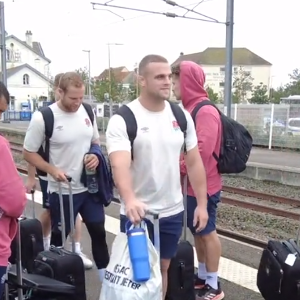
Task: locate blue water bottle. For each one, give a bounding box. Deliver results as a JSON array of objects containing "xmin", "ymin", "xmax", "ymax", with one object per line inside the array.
[{"xmin": 127, "ymin": 221, "xmax": 150, "ymax": 282}]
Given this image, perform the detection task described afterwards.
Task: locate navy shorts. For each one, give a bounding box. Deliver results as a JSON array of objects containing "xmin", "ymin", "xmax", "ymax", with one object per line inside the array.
[
  {"xmin": 120, "ymin": 211, "xmax": 183, "ymax": 260},
  {"xmin": 49, "ymin": 191, "xmax": 104, "ymax": 237},
  {"xmin": 39, "ymin": 178, "xmax": 49, "ymax": 209},
  {"xmin": 187, "ymin": 191, "xmax": 221, "ymax": 236}
]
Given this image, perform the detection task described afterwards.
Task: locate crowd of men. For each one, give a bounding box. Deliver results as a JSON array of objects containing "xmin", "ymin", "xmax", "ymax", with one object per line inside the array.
[{"xmin": 0, "ymin": 55, "xmax": 224, "ymax": 300}]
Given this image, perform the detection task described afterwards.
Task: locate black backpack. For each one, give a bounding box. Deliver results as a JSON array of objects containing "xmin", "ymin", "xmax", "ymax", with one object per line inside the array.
[
  {"xmin": 36, "ymin": 102, "xmax": 94, "ymax": 177},
  {"xmin": 191, "ymin": 100, "xmax": 253, "ymax": 174},
  {"xmin": 115, "ymin": 101, "xmax": 187, "ymax": 159}
]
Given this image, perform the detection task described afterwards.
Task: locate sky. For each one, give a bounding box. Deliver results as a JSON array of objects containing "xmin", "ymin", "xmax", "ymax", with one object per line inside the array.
[{"xmin": 3, "ymin": 0, "xmax": 300, "ymax": 88}]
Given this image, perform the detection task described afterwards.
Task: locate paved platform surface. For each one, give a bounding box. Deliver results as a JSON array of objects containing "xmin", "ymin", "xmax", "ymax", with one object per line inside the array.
[{"xmin": 20, "ymin": 173, "xmax": 264, "ymax": 300}]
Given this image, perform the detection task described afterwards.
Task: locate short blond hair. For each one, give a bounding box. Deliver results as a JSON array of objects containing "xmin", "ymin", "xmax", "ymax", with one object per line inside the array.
[{"xmin": 58, "ymin": 72, "xmax": 84, "ymax": 92}]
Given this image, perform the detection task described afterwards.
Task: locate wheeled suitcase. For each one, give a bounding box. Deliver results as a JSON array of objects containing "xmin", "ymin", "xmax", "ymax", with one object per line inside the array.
[
  {"xmin": 257, "ymin": 225, "xmax": 300, "ymax": 299},
  {"xmin": 165, "ymin": 176, "xmax": 195, "ymax": 300},
  {"xmin": 5, "ymin": 210, "xmax": 75, "ymax": 299},
  {"xmin": 33, "ymin": 177, "xmax": 86, "ymax": 300},
  {"xmin": 9, "ymin": 190, "xmax": 44, "ymax": 273}
]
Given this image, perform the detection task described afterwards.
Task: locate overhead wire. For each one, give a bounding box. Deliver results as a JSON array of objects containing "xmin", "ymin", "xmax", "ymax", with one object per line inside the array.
[
  {"xmin": 100, "ymin": 1, "xmax": 210, "ymax": 27},
  {"xmin": 91, "ymin": 1, "xmax": 225, "ymax": 24}
]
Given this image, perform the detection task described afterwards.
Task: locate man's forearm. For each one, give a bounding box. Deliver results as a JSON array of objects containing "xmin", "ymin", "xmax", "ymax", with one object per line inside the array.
[
  {"xmin": 112, "ymin": 166, "xmax": 135, "ymax": 203},
  {"xmin": 27, "ymin": 163, "xmax": 36, "ymax": 179},
  {"xmin": 187, "ymin": 163, "xmax": 207, "ymax": 207},
  {"xmin": 23, "ymin": 151, "xmax": 53, "ymax": 174}
]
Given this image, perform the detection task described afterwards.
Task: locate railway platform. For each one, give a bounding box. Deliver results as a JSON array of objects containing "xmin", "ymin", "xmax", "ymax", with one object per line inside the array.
[
  {"xmin": 2, "ymin": 122, "xmax": 300, "ymax": 186},
  {"xmin": 23, "ymin": 187, "xmax": 264, "ymax": 300}
]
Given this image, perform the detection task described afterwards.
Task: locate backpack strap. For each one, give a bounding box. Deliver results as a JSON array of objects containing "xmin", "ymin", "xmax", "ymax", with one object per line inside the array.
[
  {"xmin": 40, "ymin": 106, "xmax": 54, "ymax": 163},
  {"xmin": 168, "ymin": 101, "xmax": 188, "ymax": 154},
  {"xmin": 191, "ymin": 100, "xmax": 220, "ymax": 161},
  {"xmin": 82, "ymin": 102, "xmax": 94, "ymax": 125},
  {"xmin": 115, "ymin": 105, "xmax": 138, "ymax": 160}
]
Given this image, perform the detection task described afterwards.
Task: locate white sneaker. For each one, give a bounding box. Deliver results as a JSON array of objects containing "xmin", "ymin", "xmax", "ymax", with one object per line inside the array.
[{"xmin": 77, "ymin": 251, "xmax": 93, "ymax": 270}]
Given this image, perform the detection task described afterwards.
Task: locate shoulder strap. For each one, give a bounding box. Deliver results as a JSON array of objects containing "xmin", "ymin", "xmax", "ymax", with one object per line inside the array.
[
  {"xmin": 40, "ymin": 106, "xmax": 54, "ymax": 162},
  {"xmin": 191, "ymin": 100, "xmax": 219, "ymax": 125},
  {"xmin": 168, "ymin": 101, "xmax": 188, "ymax": 153},
  {"xmin": 82, "ymin": 102, "xmax": 94, "ymax": 125},
  {"xmin": 191, "ymin": 100, "xmax": 221, "ymax": 162},
  {"xmin": 116, "ymin": 105, "xmax": 137, "ymax": 160}
]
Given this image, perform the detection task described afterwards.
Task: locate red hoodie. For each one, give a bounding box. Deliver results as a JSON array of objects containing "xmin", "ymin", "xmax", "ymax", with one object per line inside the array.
[
  {"xmin": 179, "ymin": 61, "xmax": 222, "ymax": 197},
  {"xmin": 0, "ymin": 135, "xmax": 27, "ymax": 266}
]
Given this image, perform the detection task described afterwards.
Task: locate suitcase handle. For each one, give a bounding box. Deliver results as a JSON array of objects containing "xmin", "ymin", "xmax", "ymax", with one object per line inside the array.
[
  {"xmin": 65, "ymin": 175, "xmax": 72, "ymax": 182},
  {"xmin": 179, "ymin": 262, "xmax": 185, "ymax": 288},
  {"xmin": 282, "ymin": 241, "xmax": 297, "ymax": 255}
]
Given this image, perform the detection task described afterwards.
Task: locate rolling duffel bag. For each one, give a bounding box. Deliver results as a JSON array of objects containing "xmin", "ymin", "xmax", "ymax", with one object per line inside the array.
[
  {"xmin": 33, "ymin": 177, "xmax": 86, "ymax": 300},
  {"xmin": 257, "ymin": 230, "xmax": 300, "ymax": 299}
]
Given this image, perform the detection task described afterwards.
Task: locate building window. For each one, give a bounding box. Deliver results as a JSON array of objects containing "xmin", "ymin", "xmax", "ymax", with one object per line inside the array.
[
  {"xmin": 6, "ymin": 49, "xmax": 10, "ymax": 61},
  {"xmin": 23, "ymin": 74, "xmax": 30, "ymax": 85},
  {"xmin": 220, "ymin": 67, "xmax": 225, "ymax": 72},
  {"xmin": 219, "ymin": 82, "xmax": 225, "ymax": 87}
]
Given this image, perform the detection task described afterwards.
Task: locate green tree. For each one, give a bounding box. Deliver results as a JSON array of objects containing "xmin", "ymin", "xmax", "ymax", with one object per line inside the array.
[
  {"xmin": 76, "ymin": 67, "xmax": 91, "ymax": 96},
  {"xmin": 249, "ymin": 82, "xmax": 269, "ymax": 104},
  {"xmin": 232, "ymin": 66, "xmax": 254, "ymax": 103},
  {"xmin": 270, "ymin": 86, "xmax": 287, "ymax": 104},
  {"xmin": 93, "ymin": 74, "xmax": 123, "ymax": 102},
  {"xmin": 269, "ymin": 68, "xmax": 300, "ymax": 104},
  {"xmin": 206, "ymin": 86, "xmax": 219, "ymax": 103}
]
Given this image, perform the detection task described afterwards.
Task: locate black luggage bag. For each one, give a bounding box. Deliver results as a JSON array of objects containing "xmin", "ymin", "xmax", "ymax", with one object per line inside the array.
[
  {"xmin": 257, "ymin": 235, "xmax": 300, "ymax": 300},
  {"xmin": 33, "ymin": 177, "xmax": 86, "ymax": 300},
  {"xmin": 165, "ymin": 176, "xmax": 195, "ymax": 300},
  {"xmin": 5, "ymin": 191, "xmax": 75, "ymax": 300},
  {"xmin": 9, "ymin": 191, "xmax": 44, "ymax": 273}
]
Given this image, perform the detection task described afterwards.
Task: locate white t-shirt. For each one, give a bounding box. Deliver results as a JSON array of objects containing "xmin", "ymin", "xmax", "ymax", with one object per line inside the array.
[
  {"xmin": 106, "ymin": 99, "xmax": 198, "ymax": 218},
  {"xmin": 24, "ymin": 103, "xmax": 99, "ymax": 194}
]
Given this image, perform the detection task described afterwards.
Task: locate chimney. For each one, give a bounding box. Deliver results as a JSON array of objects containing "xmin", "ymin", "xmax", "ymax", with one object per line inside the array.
[
  {"xmin": 25, "ymin": 30, "xmax": 33, "ymax": 47},
  {"xmin": 180, "ymin": 52, "xmax": 184, "ymax": 56}
]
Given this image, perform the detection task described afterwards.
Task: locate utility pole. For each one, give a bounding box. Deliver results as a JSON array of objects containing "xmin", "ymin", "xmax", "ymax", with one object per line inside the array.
[
  {"xmin": 107, "ymin": 43, "xmax": 123, "ymax": 117},
  {"xmin": 224, "ymin": 0, "xmax": 234, "ymax": 118},
  {"xmin": 0, "ymin": 1, "xmax": 9, "ymax": 122},
  {"xmin": 82, "ymin": 50, "xmax": 91, "ymax": 101}
]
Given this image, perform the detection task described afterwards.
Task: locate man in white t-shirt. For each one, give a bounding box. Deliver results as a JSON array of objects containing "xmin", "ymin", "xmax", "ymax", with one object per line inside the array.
[
  {"xmin": 25, "ymin": 72, "xmax": 93, "ymax": 269},
  {"xmin": 23, "ymin": 72, "xmax": 109, "ymax": 282},
  {"xmin": 106, "ymin": 55, "xmax": 208, "ymax": 298}
]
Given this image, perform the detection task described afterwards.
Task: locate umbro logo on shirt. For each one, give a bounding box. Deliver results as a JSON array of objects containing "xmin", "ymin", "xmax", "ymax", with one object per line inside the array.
[
  {"xmin": 140, "ymin": 127, "xmax": 149, "ymax": 133},
  {"xmin": 56, "ymin": 125, "xmax": 63, "ymax": 131}
]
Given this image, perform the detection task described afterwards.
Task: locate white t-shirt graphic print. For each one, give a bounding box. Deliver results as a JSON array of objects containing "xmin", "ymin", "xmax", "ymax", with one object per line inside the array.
[{"xmin": 106, "ymin": 100, "xmax": 198, "ymax": 218}]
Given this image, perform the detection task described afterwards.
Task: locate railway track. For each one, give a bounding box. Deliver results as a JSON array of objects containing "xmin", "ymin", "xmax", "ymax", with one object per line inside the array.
[{"xmin": 16, "ymin": 166, "xmax": 268, "ymax": 249}]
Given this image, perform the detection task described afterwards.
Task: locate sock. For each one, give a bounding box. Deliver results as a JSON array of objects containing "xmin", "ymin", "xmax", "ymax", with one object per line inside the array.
[
  {"xmin": 98, "ymin": 268, "xmax": 106, "ymax": 282},
  {"xmin": 71, "ymin": 242, "xmax": 81, "ymax": 253},
  {"xmin": 206, "ymin": 271, "xmax": 218, "ymax": 290},
  {"xmin": 43, "ymin": 236, "xmax": 51, "ymax": 251},
  {"xmin": 197, "ymin": 262, "xmax": 207, "ymax": 280}
]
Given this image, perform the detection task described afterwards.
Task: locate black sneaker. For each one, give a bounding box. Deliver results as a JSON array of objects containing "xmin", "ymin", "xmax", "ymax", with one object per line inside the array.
[
  {"xmin": 196, "ymin": 283, "xmax": 225, "ymax": 300},
  {"xmin": 194, "ymin": 274, "xmax": 206, "ymax": 289}
]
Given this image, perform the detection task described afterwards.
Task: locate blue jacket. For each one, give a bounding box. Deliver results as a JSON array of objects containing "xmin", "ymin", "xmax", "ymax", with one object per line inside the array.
[{"xmin": 80, "ymin": 144, "xmax": 113, "ymax": 207}]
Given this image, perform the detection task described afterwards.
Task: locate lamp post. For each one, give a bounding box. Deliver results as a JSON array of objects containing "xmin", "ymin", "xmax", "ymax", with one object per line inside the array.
[
  {"xmin": 82, "ymin": 50, "xmax": 91, "ymax": 101},
  {"xmin": 107, "ymin": 43, "xmax": 123, "ymax": 117}
]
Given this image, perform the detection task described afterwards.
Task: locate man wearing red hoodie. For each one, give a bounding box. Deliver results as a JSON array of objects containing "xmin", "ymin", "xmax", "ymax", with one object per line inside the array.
[
  {"xmin": 172, "ymin": 61, "xmax": 224, "ymax": 300},
  {"xmin": 0, "ymin": 82, "xmax": 27, "ymax": 296}
]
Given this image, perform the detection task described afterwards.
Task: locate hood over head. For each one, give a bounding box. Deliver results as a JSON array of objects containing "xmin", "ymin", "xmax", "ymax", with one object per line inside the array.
[{"xmin": 179, "ymin": 61, "xmax": 208, "ymax": 111}]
